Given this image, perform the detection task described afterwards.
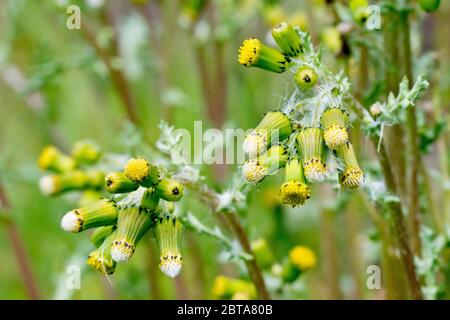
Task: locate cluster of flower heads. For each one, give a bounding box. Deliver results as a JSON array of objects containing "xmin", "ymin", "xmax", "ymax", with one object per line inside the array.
[
  {"xmin": 212, "ymin": 240, "xmax": 316, "ymax": 299},
  {"xmin": 239, "ymin": 22, "xmax": 364, "ymax": 207},
  {"xmin": 38, "ymin": 142, "xmax": 185, "ymax": 278}
]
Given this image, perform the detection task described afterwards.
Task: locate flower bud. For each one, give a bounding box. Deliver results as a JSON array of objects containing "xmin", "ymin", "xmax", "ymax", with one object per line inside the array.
[
  {"xmin": 39, "ymin": 170, "xmax": 104, "ymax": 196},
  {"xmin": 336, "ymin": 142, "xmax": 363, "ymax": 191},
  {"xmin": 296, "ymin": 128, "xmax": 327, "ymax": 183},
  {"xmin": 154, "ymin": 214, "xmax": 184, "ymax": 278},
  {"xmin": 271, "ymin": 22, "xmax": 302, "ymax": 57},
  {"xmin": 105, "ymin": 172, "xmax": 139, "ymax": 194},
  {"xmin": 242, "ymin": 145, "xmax": 289, "ymax": 184},
  {"xmin": 320, "ymin": 107, "xmax": 350, "ymax": 149},
  {"xmin": 243, "ymin": 111, "xmax": 292, "ymax": 158},
  {"xmin": 71, "ymin": 140, "xmax": 102, "ymax": 165},
  {"xmin": 155, "ymin": 179, "xmax": 184, "ymax": 202},
  {"xmin": 91, "ymin": 225, "xmax": 116, "ymax": 248},
  {"xmin": 294, "ymin": 65, "xmax": 318, "ymax": 90},
  {"xmin": 61, "ymin": 199, "xmax": 118, "ymax": 233},
  {"xmin": 38, "ymin": 145, "xmax": 76, "ymax": 173},
  {"xmin": 111, "ymin": 207, "xmax": 152, "ymax": 262},
  {"xmin": 212, "ymin": 275, "xmax": 256, "ymax": 300}
]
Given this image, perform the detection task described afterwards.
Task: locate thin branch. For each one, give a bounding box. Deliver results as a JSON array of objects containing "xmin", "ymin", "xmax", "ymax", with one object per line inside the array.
[{"xmin": 0, "ymin": 184, "xmax": 40, "ymax": 300}]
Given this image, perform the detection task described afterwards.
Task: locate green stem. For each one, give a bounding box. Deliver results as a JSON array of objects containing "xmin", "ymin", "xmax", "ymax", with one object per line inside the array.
[{"xmin": 401, "ymin": 6, "xmax": 422, "ymax": 257}]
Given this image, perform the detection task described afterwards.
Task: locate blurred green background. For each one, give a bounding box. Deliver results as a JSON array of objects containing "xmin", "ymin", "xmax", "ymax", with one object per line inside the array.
[{"xmin": 0, "ymin": 0, "xmax": 449, "ymax": 300}]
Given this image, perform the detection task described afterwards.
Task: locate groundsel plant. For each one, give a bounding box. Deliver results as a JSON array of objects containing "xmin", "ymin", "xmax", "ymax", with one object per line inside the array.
[
  {"xmin": 38, "ymin": 141, "xmax": 185, "ymax": 278},
  {"xmin": 239, "ymin": 22, "xmax": 363, "ymax": 206}
]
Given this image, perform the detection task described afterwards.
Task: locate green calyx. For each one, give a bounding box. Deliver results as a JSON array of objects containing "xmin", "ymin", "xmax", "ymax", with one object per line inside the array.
[
  {"xmin": 91, "ymin": 225, "xmax": 116, "ymax": 248},
  {"xmin": 111, "ymin": 207, "xmax": 153, "ymax": 262},
  {"xmin": 294, "ymin": 65, "xmax": 318, "ymax": 90},
  {"xmin": 238, "ymin": 38, "xmax": 290, "ymax": 73},
  {"xmin": 87, "ymin": 231, "xmax": 117, "ymax": 275},
  {"xmin": 61, "ymin": 198, "xmax": 118, "ymax": 233},
  {"xmin": 154, "ymin": 213, "xmax": 184, "ymax": 278},
  {"xmin": 155, "ymin": 179, "xmax": 184, "ymax": 202},
  {"xmin": 272, "ymin": 22, "xmax": 302, "ymax": 57},
  {"xmin": 105, "ymin": 172, "xmax": 139, "ymax": 194}
]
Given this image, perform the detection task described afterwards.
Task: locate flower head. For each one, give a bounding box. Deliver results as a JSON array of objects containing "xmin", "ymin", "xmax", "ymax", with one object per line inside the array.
[
  {"xmin": 320, "ymin": 107, "xmax": 350, "ymax": 149},
  {"xmin": 60, "ymin": 198, "xmax": 118, "ymax": 233},
  {"xmin": 279, "ymin": 158, "xmax": 310, "ymax": 206},
  {"xmin": 294, "ymin": 65, "xmax": 318, "ymax": 90},
  {"xmin": 238, "ymin": 38, "xmax": 289, "ymax": 73},
  {"xmin": 243, "ymin": 111, "xmax": 292, "ymax": 157},
  {"xmin": 296, "ymin": 128, "xmax": 327, "ymax": 183},
  {"xmin": 336, "ymin": 142, "xmax": 363, "ymax": 190},
  {"xmin": 154, "ymin": 214, "xmax": 183, "ymax": 278},
  {"xmin": 289, "ymin": 245, "xmax": 317, "ymax": 270},
  {"xmin": 242, "ymin": 145, "xmax": 289, "ymax": 184},
  {"xmin": 111, "ymin": 207, "xmax": 152, "ymax": 262},
  {"xmin": 38, "ymin": 145, "xmax": 75, "ymax": 173},
  {"xmin": 124, "ymin": 158, "xmax": 160, "ymax": 187},
  {"xmin": 271, "ymin": 22, "xmax": 302, "ymax": 57},
  {"xmin": 87, "ymin": 231, "xmax": 117, "ymax": 275},
  {"xmin": 71, "ymin": 140, "xmax": 102, "ymax": 165},
  {"xmin": 40, "ymin": 170, "xmax": 104, "ymax": 196}
]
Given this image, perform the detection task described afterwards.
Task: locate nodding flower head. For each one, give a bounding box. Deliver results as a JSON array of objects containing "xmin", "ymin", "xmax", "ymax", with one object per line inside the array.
[
  {"xmin": 155, "ymin": 178, "xmax": 184, "ymax": 202},
  {"xmin": 124, "ymin": 158, "xmax": 160, "ymax": 187},
  {"xmin": 238, "ymin": 38, "xmax": 290, "ymax": 73},
  {"xmin": 111, "ymin": 207, "xmax": 152, "ymax": 262},
  {"xmin": 38, "ymin": 145, "xmax": 76, "ymax": 173},
  {"xmin": 271, "ymin": 22, "xmax": 302, "ymax": 57},
  {"xmin": 320, "ymin": 107, "xmax": 350, "ymax": 149},
  {"xmin": 279, "ymin": 158, "xmax": 310, "ymax": 207},
  {"xmin": 296, "ymin": 128, "xmax": 327, "ymax": 183},
  {"xmin": 289, "ymin": 245, "xmax": 317, "ymax": 271},
  {"xmin": 243, "ymin": 111, "xmax": 292, "ymax": 157},
  {"xmin": 336, "ymin": 142, "xmax": 363, "ymax": 191},
  {"xmin": 154, "ymin": 214, "xmax": 184, "ymax": 278},
  {"xmin": 242, "ymin": 145, "xmax": 289, "ymax": 184},
  {"xmin": 71, "ymin": 140, "xmax": 102, "ymax": 165},
  {"xmin": 87, "ymin": 231, "xmax": 117, "ymax": 275},
  {"xmin": 61, "ymin": 198, "xmax": 118, "ymax": 233},
  {"xmin": 294, "ymin": 65, "xmax": 318, "ymax": 90},
  {"xmin": 40, "ymin": 170, "xmax": 104, "ymax": 196}
]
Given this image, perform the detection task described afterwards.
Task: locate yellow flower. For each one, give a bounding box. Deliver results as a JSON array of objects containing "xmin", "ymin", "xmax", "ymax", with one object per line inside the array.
[
  {"xmin": 124, "ymin": 157, "xmax": 159, "ymax": 186},
  {"xmin": 289, "ymin": 245, "xmax": 316, "ymax": 270}
]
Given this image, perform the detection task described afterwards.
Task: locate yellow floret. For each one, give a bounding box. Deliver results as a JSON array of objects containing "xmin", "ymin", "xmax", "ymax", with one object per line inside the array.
[
  {"xmin": 279, "ymin": 180, "xmax": 311, "ymax": 206},
  {"xmin": 289, "ymin": 245, "xmax": 316, "ymax": 270}
]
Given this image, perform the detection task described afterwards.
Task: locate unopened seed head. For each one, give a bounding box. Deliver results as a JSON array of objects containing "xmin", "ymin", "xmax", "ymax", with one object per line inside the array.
[
  {"xmin": 279, "ymin": 180, "xmax": 311, "ymax": 206},
  {"xmin": 39, "ymin": 175, "xmax": 58, "ymax": 196},
  {"xmin": 61, "ymin": 210, "xmax": 83, "ymax": 233},
  {"xmin": 323, "ymin": 124, "xmax": 349, "ymax": 149},
  {"xmin": 111, "ymin": 239, "xmax": 135, "ymax": 262},
  {"xmin": 243, "ymin": 130, "xmax": 267, "ymax": 158},
  {"xmin": 340, "ymin": 167, "xmax": 363, "ymax": 191},
  {"xmin": 242, "ymin": 159, "xmax": 267, "ymax": 184},
  {"xmin": 303, "ymin": 158, "xmax": 327, "ymax": 183},
  {"xmin": 159, "ymin": 253, "xmax": 183, "ymax": 278}
]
